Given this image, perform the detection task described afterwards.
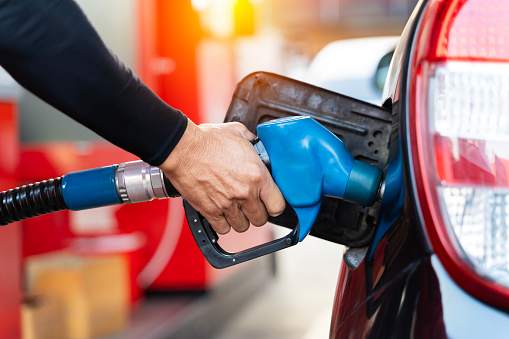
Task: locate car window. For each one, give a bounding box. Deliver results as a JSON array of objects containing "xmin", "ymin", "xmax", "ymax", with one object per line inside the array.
[{"xmin": 374, "ymin": 50, "xmax": 394, "ymax": 92}]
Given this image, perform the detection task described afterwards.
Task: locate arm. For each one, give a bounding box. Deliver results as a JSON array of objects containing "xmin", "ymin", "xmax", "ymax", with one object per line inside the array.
[{"xmin": 0, "ymin": 0, "xmax": 186, "ymax": 166}]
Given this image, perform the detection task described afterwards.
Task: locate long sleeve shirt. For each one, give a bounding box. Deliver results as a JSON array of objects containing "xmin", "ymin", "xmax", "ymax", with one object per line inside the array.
[{"xmin": 0, "ymin": 0, "xmax": 188, "ymax": 166}]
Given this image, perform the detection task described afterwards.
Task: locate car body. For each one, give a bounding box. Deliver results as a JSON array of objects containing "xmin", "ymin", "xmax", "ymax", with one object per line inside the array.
[{"xmin": 329, "ymin": 0, "xmax": 509, "ymax": 337}]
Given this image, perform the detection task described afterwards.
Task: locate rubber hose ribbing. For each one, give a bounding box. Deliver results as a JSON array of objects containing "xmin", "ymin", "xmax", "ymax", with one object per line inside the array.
[{"xmin": 0, "ymin": 178, "xmax": 67, "ymax": 226}]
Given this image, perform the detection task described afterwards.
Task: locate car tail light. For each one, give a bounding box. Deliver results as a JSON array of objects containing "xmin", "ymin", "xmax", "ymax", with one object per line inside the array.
[{"xmin": 408, "ymin": 0, "xmax": 509, "ymax": 308}]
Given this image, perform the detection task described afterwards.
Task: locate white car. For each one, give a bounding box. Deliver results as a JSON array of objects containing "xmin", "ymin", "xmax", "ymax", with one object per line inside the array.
[{"xmin": 304, "ymin": 36, "xmax": 399, "ymax": 105}]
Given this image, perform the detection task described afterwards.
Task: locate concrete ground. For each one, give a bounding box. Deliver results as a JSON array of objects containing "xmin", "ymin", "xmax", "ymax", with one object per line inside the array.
[{"xmin": 212, "ymin": 226, "xmax": 344, "ymax": 339}]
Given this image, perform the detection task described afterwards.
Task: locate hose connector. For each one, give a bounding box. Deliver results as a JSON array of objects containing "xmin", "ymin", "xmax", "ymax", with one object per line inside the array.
[{"xmin": 115, "ymin": 161, "xmax": 169, "ymax": 204}]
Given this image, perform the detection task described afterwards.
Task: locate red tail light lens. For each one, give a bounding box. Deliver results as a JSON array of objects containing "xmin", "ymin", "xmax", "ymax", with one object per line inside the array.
[{"xmin": 409, "ymin": 0, "xmax": 509, "ymax": 308}]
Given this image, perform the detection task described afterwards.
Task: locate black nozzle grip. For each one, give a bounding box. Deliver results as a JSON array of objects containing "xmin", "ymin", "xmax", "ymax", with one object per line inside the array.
[
  {"xmin": 184, "ymin": 200, "xmax": 299, "ymax": 269},
  {"xmin": 163, "ymin": 175, "xmax": 181, "ymax": 198}
]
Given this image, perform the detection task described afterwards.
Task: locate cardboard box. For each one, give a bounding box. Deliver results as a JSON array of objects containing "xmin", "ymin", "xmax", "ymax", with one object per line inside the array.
[
  {"xmin": 25, "ymin": 253, "xmax": 129, "ymax": 339},
  {"xmin": 22, "ymin": 295, "xmax": 63, "ymax": 339}
]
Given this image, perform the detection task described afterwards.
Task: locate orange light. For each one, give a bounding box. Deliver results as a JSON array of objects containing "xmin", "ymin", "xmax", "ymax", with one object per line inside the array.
[{"xmin": 234, "ymin": 0, "xmax": 255, "ymax": 36}]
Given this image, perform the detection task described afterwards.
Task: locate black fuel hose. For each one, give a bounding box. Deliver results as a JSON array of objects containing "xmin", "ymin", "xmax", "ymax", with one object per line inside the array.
[{"xmin": 0, "ymin": 178, "xmax": 67, "ymax": 226}]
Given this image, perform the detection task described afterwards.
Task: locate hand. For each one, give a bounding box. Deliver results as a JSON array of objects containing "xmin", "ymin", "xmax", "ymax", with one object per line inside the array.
[{"xmin": 159, "ymin": 119, "xmax": 286, "ymax": 234}]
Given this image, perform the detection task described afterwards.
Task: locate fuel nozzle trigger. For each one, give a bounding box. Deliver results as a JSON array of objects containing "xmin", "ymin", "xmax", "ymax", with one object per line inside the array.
[
  {"xmin": 185, "ymin": 200, "xmax": 299, "ymax": 269},
  {"xmin": 186, "ymin": 116, "xmax": 383, "ymax": 269}
]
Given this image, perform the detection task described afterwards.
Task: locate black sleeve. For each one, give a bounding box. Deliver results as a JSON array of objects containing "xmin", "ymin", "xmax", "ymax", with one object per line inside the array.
[{"xmin": 0, "ymin": 0, "xmax": 188, "ymax": 166}]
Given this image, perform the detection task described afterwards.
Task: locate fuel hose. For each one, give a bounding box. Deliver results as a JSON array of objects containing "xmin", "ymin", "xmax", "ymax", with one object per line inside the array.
[{"xmin": 0, "ymin": 161, "xmax": 180, "ymax": 226}]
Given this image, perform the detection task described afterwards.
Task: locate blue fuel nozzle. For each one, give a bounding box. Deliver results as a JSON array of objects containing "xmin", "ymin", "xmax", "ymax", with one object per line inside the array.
[{"xmin": 257, "ymin": 116, "xmax": 382, "ymax": 242}]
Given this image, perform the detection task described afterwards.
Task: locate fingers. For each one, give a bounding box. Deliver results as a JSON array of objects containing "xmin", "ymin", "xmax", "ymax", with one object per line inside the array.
[
  {"xmin": 211, "ymin": 199, "xmax": 268, "ymax": 234},
  {"xmin": 208, "ymin": 214, "xmax": 232, "ymax": 235},
  {"xmin": 225, "ymin": 203, "xmax": 250, "ymax": 233},
  {"xmin": 241, "ymin": 198, "xmax": 269, "ymax": 227},
  {"xmin": 260, "ymin": 172, "xmax": 286, "ymax": 217},
  {"xmin": 201, "ymin": 198, "xmax": 252, "ymax": 234},
  {"xmin": 227, "ymin": 122, "xmax": 285, "ymax": 217}
]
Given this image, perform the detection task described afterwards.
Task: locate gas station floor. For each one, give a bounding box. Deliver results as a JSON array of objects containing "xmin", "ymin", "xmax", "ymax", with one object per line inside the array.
[
  {"xmin": 212, "ymin": 228, "xmax": 343, "ymax": 339},
  {"xmin": 105, "ymin": 227, "xmax": 343, "ymax": 339}
]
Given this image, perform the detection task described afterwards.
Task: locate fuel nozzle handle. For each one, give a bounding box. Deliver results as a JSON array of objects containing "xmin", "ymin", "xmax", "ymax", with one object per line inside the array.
[
  {"xmin": 256, "ymin": 116, "xmax": 383, "ymax": 241},
  {"xmin": 188, "ymin": 116, "xmax": 385, "ymax": 268}
]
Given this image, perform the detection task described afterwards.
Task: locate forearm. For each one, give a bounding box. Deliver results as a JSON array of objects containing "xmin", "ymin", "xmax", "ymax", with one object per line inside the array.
[{"xmin": 0, "ymin": 0, "xmax": 186, "ymax": 165}]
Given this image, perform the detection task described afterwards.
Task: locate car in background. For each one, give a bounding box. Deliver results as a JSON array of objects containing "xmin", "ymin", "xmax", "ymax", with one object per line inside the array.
[{"xmin": 304, "ymin": 36, "xmax": 399, "ymax": 105}]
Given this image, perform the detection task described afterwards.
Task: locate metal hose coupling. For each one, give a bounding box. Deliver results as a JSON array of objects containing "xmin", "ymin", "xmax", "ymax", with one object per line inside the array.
[{"xmin": 115, "ymin": 161, "xmax": 171, "ymax": 204}]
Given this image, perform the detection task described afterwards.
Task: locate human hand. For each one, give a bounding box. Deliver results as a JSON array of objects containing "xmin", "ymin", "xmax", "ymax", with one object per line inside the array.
[{"xmin": 159, "ymin": 119, "xmax": 286, "ymax": 234}]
